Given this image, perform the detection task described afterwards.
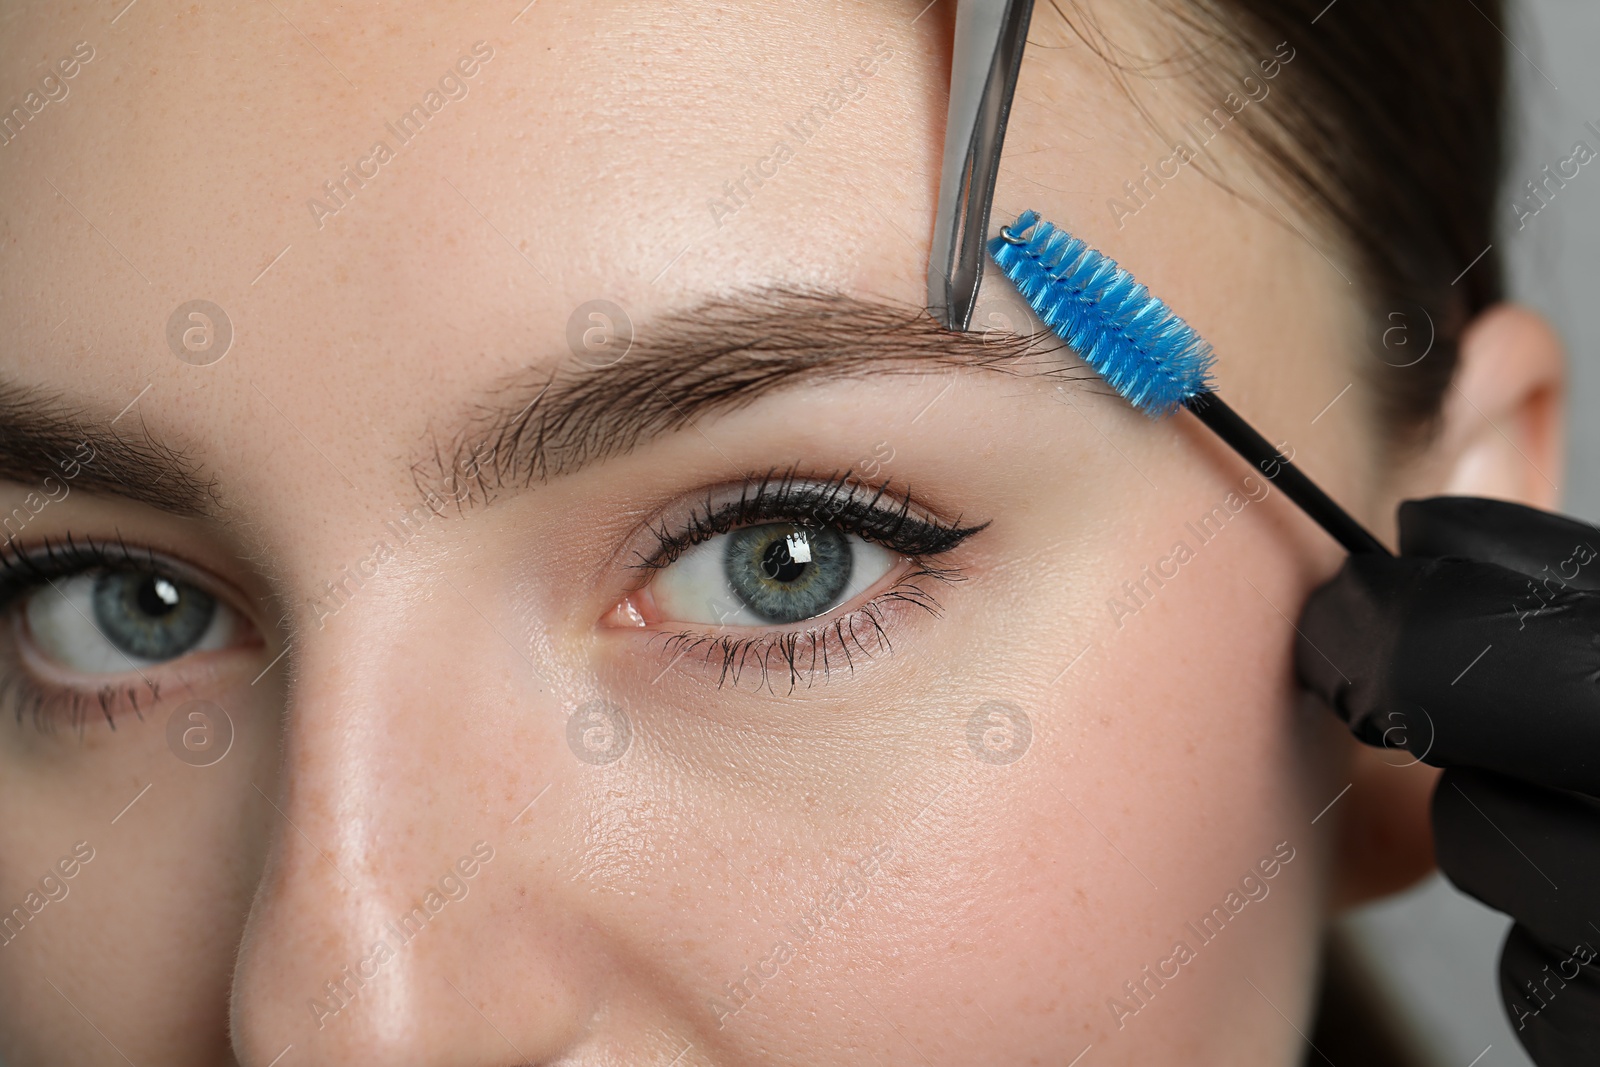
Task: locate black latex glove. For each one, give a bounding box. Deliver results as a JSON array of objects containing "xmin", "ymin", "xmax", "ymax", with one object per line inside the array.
[{"xmin": 1295, "ymin": 496, "xmax": 1600, "ymax": 1066}]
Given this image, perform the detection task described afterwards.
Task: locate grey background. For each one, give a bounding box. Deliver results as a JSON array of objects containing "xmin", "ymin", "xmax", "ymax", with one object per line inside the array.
[{"xmin": 1341, "ymin": 1, "xmax": 1599, "ymax": 1065}]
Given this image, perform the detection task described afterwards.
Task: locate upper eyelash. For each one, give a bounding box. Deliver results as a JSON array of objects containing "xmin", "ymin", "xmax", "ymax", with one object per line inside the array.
[
  {"xmin": 633, "ymin": 467, "xmax": 990, "ymax": 571},
  {"xmin": 0, "ymin": 532, "xmax": 168, "ymax": 609}
]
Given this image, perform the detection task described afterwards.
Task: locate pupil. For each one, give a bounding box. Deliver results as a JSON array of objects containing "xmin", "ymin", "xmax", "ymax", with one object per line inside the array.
[
  {"xmin": 761, "ymin": 539, "xmax": 807, "ymax": 583},
  {"xmin": 137, "ymin": 577, "xmax": 182, "ymax": 617}
]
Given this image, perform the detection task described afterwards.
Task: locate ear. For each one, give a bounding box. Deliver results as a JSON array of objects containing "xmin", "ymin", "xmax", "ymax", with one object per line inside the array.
[
  {"xmin": 1398, "ymin": 302, "xmax": 1566, "ymax": 508},
  {"xmin": 1330, "ymin": 303, "xmax": 1567, "ymax": 910}
]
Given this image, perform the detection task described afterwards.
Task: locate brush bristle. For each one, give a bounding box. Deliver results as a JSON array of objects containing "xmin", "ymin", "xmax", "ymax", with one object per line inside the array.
[{"xmin": 987, "ymin": 210, "xmax": 1215, "ymax": 418}]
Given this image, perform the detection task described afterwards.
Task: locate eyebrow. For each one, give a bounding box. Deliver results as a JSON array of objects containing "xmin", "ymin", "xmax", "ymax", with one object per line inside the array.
[
  {"xmin": 0, "ymin": 289, "xmax": 1077, "ymax": 521},
  {"xmin": 0, "ymin": 383, "xmax": 218, "ymax": 520},
  {"xmin": 421, "ymin": 286, "xmax": 1077, "ymax": 502}
]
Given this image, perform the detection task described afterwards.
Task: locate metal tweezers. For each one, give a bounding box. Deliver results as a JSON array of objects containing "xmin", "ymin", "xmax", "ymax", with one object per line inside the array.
[{"xmin": 927, "ymin": 0, "xmax": 1036, "ymax": 332}]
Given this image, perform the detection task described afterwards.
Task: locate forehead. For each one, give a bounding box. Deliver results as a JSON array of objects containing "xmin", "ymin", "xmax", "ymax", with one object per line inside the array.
[{"xmin": 4, "ymin": 4, "xmax": 933, "ymax": 403}]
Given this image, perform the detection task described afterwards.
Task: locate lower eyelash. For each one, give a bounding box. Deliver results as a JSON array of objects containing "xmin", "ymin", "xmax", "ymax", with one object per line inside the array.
[
  {"xmin": 648, "ymin": 563, "xmax": 961, "ymax": 693},
  {"xmin": 0, "ymin": 668, "xmax": 161, "ymax": 735}
]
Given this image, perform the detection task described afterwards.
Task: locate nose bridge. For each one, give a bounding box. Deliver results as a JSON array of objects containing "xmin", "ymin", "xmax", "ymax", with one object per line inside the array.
[{"xmin": 229, "ymin": 582, "xmax": 584, "ymax": 1063}]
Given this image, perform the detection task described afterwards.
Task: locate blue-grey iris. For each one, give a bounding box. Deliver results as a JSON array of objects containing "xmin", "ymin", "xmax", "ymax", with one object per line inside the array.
[
  {"xmin": 723, "ymin": 524, "xmax": 852, "ymax": 623},
  {"xmin": 91, "ymin": 571, "xmax": 216, "ymax": 660}
]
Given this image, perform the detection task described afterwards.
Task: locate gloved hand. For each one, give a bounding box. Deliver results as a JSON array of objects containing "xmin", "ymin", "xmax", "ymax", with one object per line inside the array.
[{"xmin": 1294, "ymin": 495, "xmax": 1600, "ymax": 1066}]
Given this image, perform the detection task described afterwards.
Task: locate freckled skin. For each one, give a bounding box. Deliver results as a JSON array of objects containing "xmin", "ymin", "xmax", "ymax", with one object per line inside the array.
[{"xmin": 0, "ymin": 1, "xmax": 1455, "ymax": 1064}]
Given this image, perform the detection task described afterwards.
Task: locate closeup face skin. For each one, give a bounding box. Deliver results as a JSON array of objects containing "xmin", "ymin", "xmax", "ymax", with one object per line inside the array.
[{"xmin": 0, "ymin": 1, "xmax": 1565, "ymax": 1065}]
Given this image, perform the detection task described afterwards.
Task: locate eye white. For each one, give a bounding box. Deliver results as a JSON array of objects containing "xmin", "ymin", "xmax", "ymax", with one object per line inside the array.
[
  {"xmin": 22, "ymin": 573, "xmax": 237, "ymax": 674},
  {"xmin": 652, "ymin": 531, "xmax": 897, "ymax": 626}
]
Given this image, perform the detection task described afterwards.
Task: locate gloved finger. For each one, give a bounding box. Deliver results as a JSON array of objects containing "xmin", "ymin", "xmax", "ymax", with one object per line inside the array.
[
  {"xmin": 1499, "ymin": 922, "xmax": 1600, "ymax": 1067},
  {"xmin": 1433, "ymin": 768, "xmax": 1600, "ymax": 952},
  {"xmin": 1296, "ymin": 553, "xmax": 1600, "ymax": 797},
  {"xmin": 1399, "ymin": 496, "xmax": 1600, "ymax": 593}
]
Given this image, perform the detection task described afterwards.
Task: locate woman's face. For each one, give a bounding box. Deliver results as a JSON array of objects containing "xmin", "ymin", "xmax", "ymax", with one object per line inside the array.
[{"xmin": 0, "ymin": 2, "xmax": 1421, "ymax": 1063}]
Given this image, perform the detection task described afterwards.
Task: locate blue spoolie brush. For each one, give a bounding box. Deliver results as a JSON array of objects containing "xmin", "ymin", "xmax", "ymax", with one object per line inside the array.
[{"xmin": 988, "ymin": 209, "xmax": 1391, "ymax": 556}]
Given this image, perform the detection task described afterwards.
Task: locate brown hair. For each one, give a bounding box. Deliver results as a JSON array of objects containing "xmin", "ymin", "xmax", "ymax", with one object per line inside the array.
[{"xmin": 1053, "ymin": 0, "xmax": 1508, "ymax": 452}]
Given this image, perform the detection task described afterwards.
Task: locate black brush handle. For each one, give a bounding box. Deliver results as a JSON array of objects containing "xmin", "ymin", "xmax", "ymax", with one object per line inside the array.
[{"xmin": 1184, "ymin": 392, "xmax": 1392, "ymax": 556}]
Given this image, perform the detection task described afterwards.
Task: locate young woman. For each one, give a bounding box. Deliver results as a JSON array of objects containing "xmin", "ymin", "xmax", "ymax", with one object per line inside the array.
[{"xmin": 0, "ymin": 0, "xmax": 1561, "ymax": 1062}]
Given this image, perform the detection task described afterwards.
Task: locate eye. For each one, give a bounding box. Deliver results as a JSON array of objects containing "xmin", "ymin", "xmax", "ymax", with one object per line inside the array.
[
  {"xmin": 651, "ymin": 522, "xmax": 899, "ymax": 626},
  {"xmin": 607, "ymin": 473, "xmax": 991, "ymax": 689},
  {"xmin": 22, "ymin": 568, "xmax": 240, "ymax": 673}
]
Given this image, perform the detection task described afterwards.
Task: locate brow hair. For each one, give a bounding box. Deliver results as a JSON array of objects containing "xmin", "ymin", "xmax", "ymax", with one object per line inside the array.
[
  {"xmin": 0, "ymin": 382, "xmax": 219, "ymax": 519},
  {"xmin": 416, "ymin": 286, "xmax": 1083, "ymax": 506}
]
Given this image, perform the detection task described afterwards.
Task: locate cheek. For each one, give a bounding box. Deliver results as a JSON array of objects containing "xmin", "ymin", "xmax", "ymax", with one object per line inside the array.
[
  {"xmin": 612, "ymin": 569, "xmax": 1308, "ymax": 1058},
  {"xmin": 702, "ymin": 474, "xmax": 1347, "ymax": 1054},
  {"xmin": 0, "ymin": 676, "xmax": 279, "ymax": 1063}
]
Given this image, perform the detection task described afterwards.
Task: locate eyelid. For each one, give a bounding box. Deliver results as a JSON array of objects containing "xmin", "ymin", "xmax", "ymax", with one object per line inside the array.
[
  {"xmin": 616, "ymin": 469, "xmax": 989, "ymax": 582},
  {"xmin": 0, "ymin": 536, "xmax": 257, "ymax": 613}
]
